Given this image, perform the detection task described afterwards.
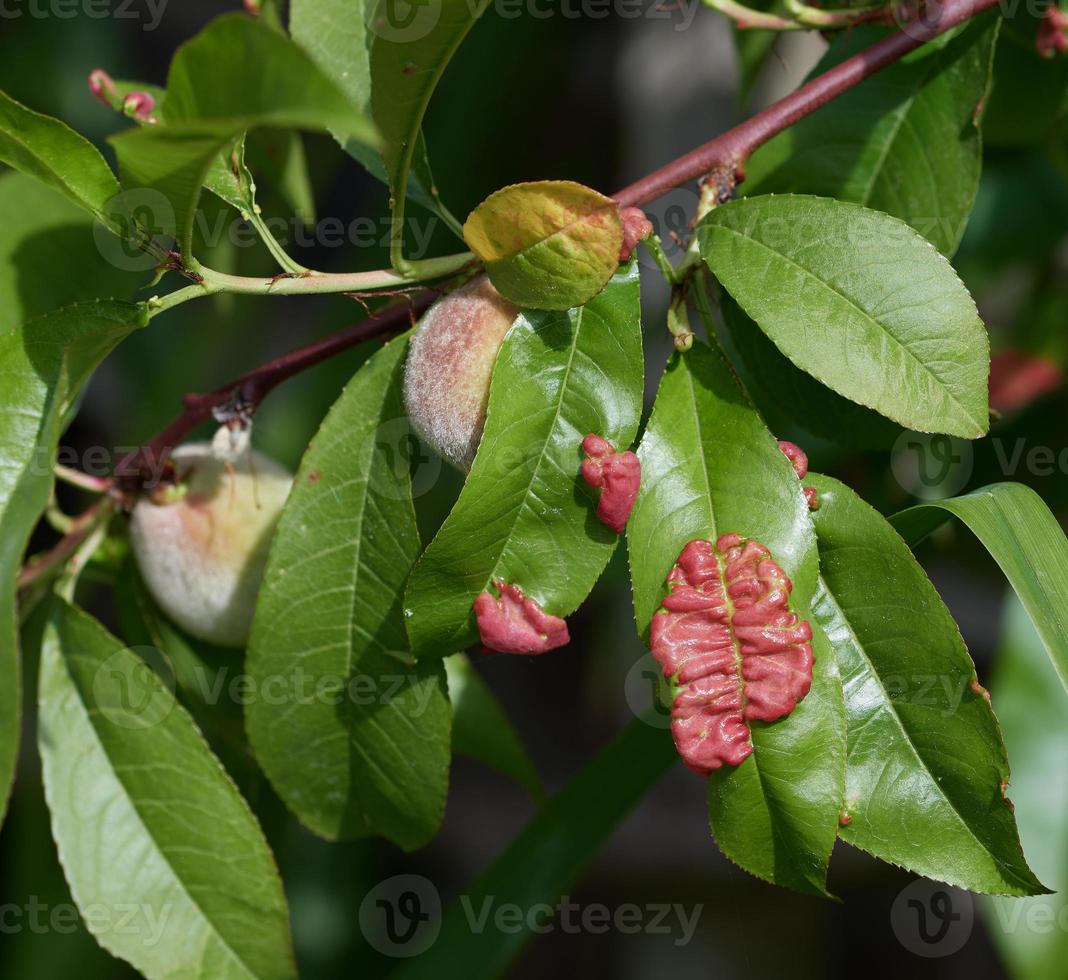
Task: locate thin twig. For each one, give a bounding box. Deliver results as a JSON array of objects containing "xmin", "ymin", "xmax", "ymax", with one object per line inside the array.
[
  {"xmin": 17, "ymin": 500, "xmax": 111, "ymax": 592},
  {"xmin": 613, "ymin": 0, "xmax": 1000, "ymax": 207},
  {"xmin": 114, "ymin": 294, "xmax": 435, "ymax": 490}
]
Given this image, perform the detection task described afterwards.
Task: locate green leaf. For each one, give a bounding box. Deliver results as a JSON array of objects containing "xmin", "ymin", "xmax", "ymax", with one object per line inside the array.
[
  {"xmin": 698, "ymin": 194, "xmax": 990, "ymax": 437},
  {"xmin": 246, "ymin": 128, "xmax": 317, "ymax": 227},
  {"xmin": 0, "ymin": 299, "xmax": 146, "ymax": 830},
  {"xmin": 38, "ymin": 598, "xmax": 296, "ymax": 979},
  {"xmin": 404, "ymin": 262, "xmax": 643, "ymax": 658},
  {"xmin": 984, "ymin": 596, "xmax": 1068, "ymax": 979},
  {"xmin": 370, "ymin": 0, "xmax": 490, "ymax": 261},
  {"xmin": 808, "ymin": 472, "xmax": 1046, "ymax": 896},
  {"xmin": 891, "ymin": 483, "xmax": 1068, "ymax": 700},
  {"xmin": 290, "ymin": 0, "xmax": 449, "ymax": 220},
  {"xmin": 627, "ymin": 340, "xmax": 845, "ymax": 896},
  {"xmin": 393, "ymin": 719, "xmax": 677, "ymax": 980},
  {"xmin": 0, "ymin": 88, "xmax": 120, "ymax": 224},
  {"xmin": 111, "ymin": 14, "xmax": 376, "ymax": 256},
  {"xmin": 247, "ymin": 336, "xmax": 450, "ymax": 848},
  {"xmin": 744, "ymin": 15, "xmax": 1000, "ymax": 255},
  {"xmin": 445, "ymin": 654, "xmax": 541, "ymax": 798},
  {"xmin": 464, "ymin": 181, "xmax": 624, "ymax": 310},
  {"xmin": 0, "ymin": 172, "xmax": 144, "ymax": 332},
  {"xmin": 719, "ymin": 291, "xmax": 901, "ymax": 451}
]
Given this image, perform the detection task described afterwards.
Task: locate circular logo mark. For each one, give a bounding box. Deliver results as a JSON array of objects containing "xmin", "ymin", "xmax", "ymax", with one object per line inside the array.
[
  {"xmin": 364, "ymin": 0, "xmax": 443, "ymax": 43},
  {"xmin": 890, "ymin": 879, "xmax": 973, "ymax": 958},
  {"xmin": 359, "ymin": 874, "xmax": 441, "ymax": 958},
  {"xmin": 91, "ymin": 646, "xmax": 176, "ymax": 731},
  {"xmin": 634, "ymin": 187, "xmax": 699, "ymax": 275},
  {"xmin": 94, "ymin": 188, "xmax": 176, "ymax": 273},
  {"xmin": 891, "ymin": 430, "xmax": 973, "ymax": 499},
  {"xmin": 624, "ymin": 652, "xmax": 673, "ymax": 730},
  {"xmin": 366, "ymin": 418, "xmax": 442, "ymax": 500}
]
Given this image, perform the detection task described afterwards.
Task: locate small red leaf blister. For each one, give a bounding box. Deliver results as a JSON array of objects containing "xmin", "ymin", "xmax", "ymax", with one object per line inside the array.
[
  {"xmin": 618, "ymin": 206, "xmax": 653, "ymax": 261},
  {"xmin": 777, "ymin": 439, "xmax": 808, "ymax": 480},
  {"xmin": 778, "ymin": 439, "xmax": 820, "ymax": 511},
  {"xmin": 649, "ymin": 535, "xmax": 814, "ymax": 774},
  {"xmin": 581, "ymin": 434, "xmax": 641, "ymax": 534},
  {"xmin": 474, "ymin": 580, "xmax": 570, "ymax": 655}
]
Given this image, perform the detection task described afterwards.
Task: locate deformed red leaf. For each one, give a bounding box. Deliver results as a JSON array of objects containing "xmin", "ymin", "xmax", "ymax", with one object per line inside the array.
[
  {"xmin": 474, "ymin": 580, "xmax": 570, "ymax": 655},
  {"xmin": 778, "ymin": 439, "xmax": 820, "ymax": 511},
  {"xmin": 777, "ymin": 439, "xmax": 808, "ymax": 480},
  {"xmin": 649, "ymin": 535, "xmax": 814, "ymax": 774},
  {"xmin": 581, "ymin": 434, "xmax": 641, "ymax": 534},
  {"xmin": 619, "ymin": 206, "xmax": 653, "ymax": 261},
  {"xmin": 988, "ymin": 350, "xmax": 1062, "ymax": 414}
]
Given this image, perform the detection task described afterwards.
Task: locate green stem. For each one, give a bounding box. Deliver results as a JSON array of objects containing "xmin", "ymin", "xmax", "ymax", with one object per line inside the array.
[
  {"xmin": 247, "ymin": 209, "xmax": 309, "ymax": 275},
  {"xmin": 192, "ymin": 251, "xmax": 475, "ymax": 298},
  {"xmin": 783, "ymin": 0, "xmax": 887, "ymax": 27},
  {"xmin": 703, "ymin": 0, "xmax": 804, "ymax": 30},
  {"xmin": 145, "ymin": 251, "xmax": 476, "ymax": 319},
  {"xmin": 642, "ymin": 234, "xmax": 681, "ymax": 285}
]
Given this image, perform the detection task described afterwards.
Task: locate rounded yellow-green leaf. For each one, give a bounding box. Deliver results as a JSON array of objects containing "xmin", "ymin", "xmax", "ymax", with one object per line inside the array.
[{"xmin": 463, "ymin": 180, "xmax": 623, "ymax": 310}]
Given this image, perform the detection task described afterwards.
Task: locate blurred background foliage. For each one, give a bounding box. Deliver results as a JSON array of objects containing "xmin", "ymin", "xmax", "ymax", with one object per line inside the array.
[{"xmin": 1, "ymin": 1, "xmax": 1067, "ymax": 977}]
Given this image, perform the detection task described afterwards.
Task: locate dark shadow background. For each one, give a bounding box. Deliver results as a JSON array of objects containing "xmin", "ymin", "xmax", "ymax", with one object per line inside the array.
[{"xmin": 1, "ymin": 1, "xmax": 1067, "ymax": 977}]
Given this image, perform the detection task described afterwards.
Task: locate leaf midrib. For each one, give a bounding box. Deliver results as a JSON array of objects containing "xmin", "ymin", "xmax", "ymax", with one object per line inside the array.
[
  {"xmin": 707, "ymin": 218, "xmax": 983, "ymax": 432},
  {"xmin": 58, "ymin": 648, "xmax": 265, "ymax": 980},
  {"xmin": 819, "ymin": 575, "xmax": 1030, "ymax": 885}
]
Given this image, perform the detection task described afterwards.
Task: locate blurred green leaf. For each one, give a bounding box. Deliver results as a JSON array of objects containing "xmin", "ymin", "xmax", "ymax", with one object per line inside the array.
[
  {"xmin": 38, "ymin": 598, "xmax": 297, "ymax": 979},
  {"xmin": 0, "ymin": 299, "xmax": 146, "ymax": 831},
  {"xmin": 0, "ymin": 88, "xmax": 119, "ymax": 225},
  {"xmin": 699, "ymin": 195, "xmax": 990, "ymax": 437},
  {"xmin": 745, "ymin": 15, "xmax": 1000, "ymax": 255},
  {"xmin": 984, "ymin": 14, "xmax": 1068, "ymax": 147},
  {"xmin": 290, "ymin": 0, "xmax": 450, "ymax": 220},
  {"xmin": 394, "ymin": 718, "xmax": 677, "ymax": 980},
  {"xmin": 984, "ymin": 595, "xmax": 1068, "ymax": 978},
  {"xmin": 111, "ymin": 14, "xmax": 376, "ymax": 257},
  {"xmin": 892, "ymin": 482, "xmax": 1068, "ymax": 699},
  {"xmin": 404, "ymin": 262, "xmax": 643, "ymax": 658},
  {"xmin": 809, "ymin": 472, "xmax": 1046, "ymax": 895},
  {"xmin": 627, "ymin": 341, "xmax": 844, "ymax": 896},
  {"xmin": 247, "ymin": 335, "xmax": 451, "ymax": 849},
  {"xmin": 445, "ymin": 653, "xmax": 541, "ymax": 798},
  {"xmin": 0, "ymin": 172, "xmax": 144, "ymax": 332},
  {"xmin": 370, "ymin": 0, "xmax": 490, "ymax": 260}
]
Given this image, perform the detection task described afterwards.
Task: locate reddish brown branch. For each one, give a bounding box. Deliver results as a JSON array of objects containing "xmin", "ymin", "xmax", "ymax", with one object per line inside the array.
[
  {"xmin": 17, "ymin": 500, "xmax": 109, "ymax": 591},
  {"xmin": 612, "ymin": 0, "xmax": 1002, "ymax": 207},
  {"xmin": 111, "ymin": 0, "xmax": 1000, "ymax": 494},
  {"xmin": 114, "ymin": 294, "xmax": 433, "ymax": 491}
]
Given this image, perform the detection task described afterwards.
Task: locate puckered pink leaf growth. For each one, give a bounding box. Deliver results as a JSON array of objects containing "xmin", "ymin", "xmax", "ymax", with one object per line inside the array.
[
  {"xmin": 474, "ymin": 580, "xmax": 570, "ymax": 655},
  {"xmin": 650, "ymin": 535, "xmax": 814, "ymax": 774},
  {"xmin": 581, "ymin": 434, "xmax": 641, "ymax": 534},
  {"xmin": 778, "ymin": 439, "xmax": 819, "ymax": 511}
]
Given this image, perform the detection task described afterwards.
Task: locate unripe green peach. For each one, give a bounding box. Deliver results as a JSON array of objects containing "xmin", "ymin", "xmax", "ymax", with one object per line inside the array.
[
  {"xmin": 129, "ymin": 442, "xmax": 292, "ymax": 648},
  {"xmin": 404, "ymin": 275, "xmax": 520, "ymax": 471}
]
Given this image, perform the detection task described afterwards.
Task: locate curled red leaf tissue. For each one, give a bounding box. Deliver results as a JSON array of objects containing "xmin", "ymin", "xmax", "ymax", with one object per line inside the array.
[
  {"xmin": 650, "ymin": 535, "xmax": 814, "ymax": 774},
  {"xmin": 778, "ymin": 439, "xmax": 819, "ymax": 511},
  {"xmin": 474, "ymin": 579, "xmax": 570, "ymax": 655},
  {"xmin": 581, "ymin": 434, "xmax": 641, "ymax": 533}
]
